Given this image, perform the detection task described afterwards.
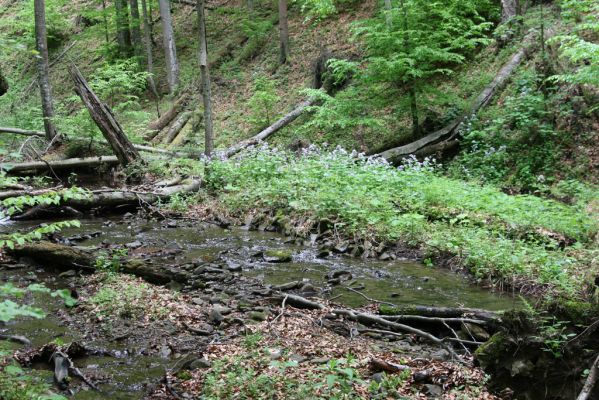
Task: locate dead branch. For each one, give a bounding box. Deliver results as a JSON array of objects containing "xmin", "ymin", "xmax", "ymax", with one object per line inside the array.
[{"xmin": 577, "ymin": 354, "xmax": 599, "ymax": 400}]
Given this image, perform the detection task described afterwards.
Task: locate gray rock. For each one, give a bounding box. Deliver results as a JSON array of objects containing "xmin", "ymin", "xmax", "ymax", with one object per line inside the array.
[
  {"xmin": 412, "ymin": 369, "xmax": 432, "ymax": 383},
  {"xmin": 289, "ymin": 354, "xmax": 308, "ymax": 364},
  {"xmin": 213, "ymin": 304, "xmax": 232, "ymax": 315},
  {"xmin": 263, "ymin": 250, "xmax": 293, "ymax": 263},
  {"xmin": 267, "ymin": 348, "xmax": 283, "ymax": 360},
  {"xmin": 189, "ymin": 358, "xmax": 212, "ymax": 369},
  {"xmin": 249, "ymin": 311, "xmax": 267, "ymax": 322},
  {"xmin": 371, "ymin": 372, "xmax": 384, "ymax": 383},
  {"xmin": 209, "ymin": 308, "xmax": 224, "ymax": 324},
  {"xmin": 126, "ymin": 240, "xmax": 142, "ymax": 249},
  {"xmin": 191, "ymin": 297, "xmax": 205, "ymax": 306},
  {"xmin": 423, "ymin": 384, "xmax": 442, "ymax": 398},
  {"xmin": 58, "ymin": 270, "xmax": 77, "ymax": 278},
  {"xmin": 430, "ymin": 349, "xmax": 450, "ymax": 361},
  {"xmin": 309, "ymin": 357, "xmax": 330, "ymax": 365}
]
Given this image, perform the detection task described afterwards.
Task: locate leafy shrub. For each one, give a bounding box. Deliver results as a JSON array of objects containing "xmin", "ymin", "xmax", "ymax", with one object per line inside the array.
[
  {"xmin": 248, "ymin": 76, "xmax": 281, "ymax": 131},
  {"xmin": 89, "ymin": 59, "xmax": 149, "ymax": 109}
]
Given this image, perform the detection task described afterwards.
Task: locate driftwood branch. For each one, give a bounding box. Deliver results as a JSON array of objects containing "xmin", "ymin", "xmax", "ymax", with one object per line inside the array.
[
  {"xmin": 223, "ymin": 97, "xmax": 317, "ymax": 158},
  {"xmin": 578, "ymin": 354, "xmax": 599, "ymax": 400}
]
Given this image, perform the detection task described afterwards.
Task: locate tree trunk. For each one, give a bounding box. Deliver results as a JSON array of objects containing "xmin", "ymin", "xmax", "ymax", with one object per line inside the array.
[
  {"xmin": 247, "ymin": 0, "xmax": 253, "ymax": 12},
  {"xmin": 129, "ymin": 0, "xmax": 143, "ymax": 60},
  {"xmin": 501, "ymin": 0, "xmax": 518, "ymax": 22},
  {"xmin": 147, "ymin": 92, "xmax": 189, "ymax": 131},
  {"xmin": 159, "ymin": 0, "xmax": 180, "ymax": 93},
  {"xmin": 115, "ymin": 0, "xmax": 132, "ymax": 56},
  {"xmin": 384, "ymin": 0, "xmax": 392, "ymax": 27},
  {"xmin": 34, "ymin": 0, "xmax": 59, "ymax": 142},
  {"xmin": 69, "ymin": 66, "xmax": 140, "ymax": 166},
  {"xmin": 0, "ymin": 156, "xmax": 120, "ymax": 174},
  {"xmin": 140, "ymin": 0, "xmax": 160, "ymax": 104},
  {"xmin": 0, "ymin": 67, "xmax": 8, "ymax": 96},
  {"xmin": 223, "ymin": 97, "xmax": 316, "ymax": 158},
  {"xmin": 197, "ymin": 0, "xmax": 214, "ymax": 157},
  {"xmin": 163, "ymin": 111, "xmax": 191, "ymax": 144},
  {"xmin": 278, "ymin": 0, "xmax": 289, "ymax": 64}
]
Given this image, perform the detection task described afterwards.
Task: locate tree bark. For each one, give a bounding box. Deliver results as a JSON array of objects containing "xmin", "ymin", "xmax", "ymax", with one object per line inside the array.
[
  {"xmin": 147, "ymin": 92, "xmax": 189, "ymax": 132},
  {"xmin": 140, "ymin": 0, "xmax": 160, "ymax": 104},
  {"xmin": 163, "ymin": 111, "xmax": 191, "ymax": 144},
  {"xmin": 115, "ymin": 0, "xmax": 132, "ymax": 56},
  {"xmin": 129, "ymin": 0, "xmax": 143, "ymax": 60},
  {"xmin": 0, "ymin": 156, "xmax": 120, "ymax": 174},
  {"xmin": 34, "ymin": 0, "xmax": 59, "ymax": 142},
  {"xmin": 69, "ymin": 66, "xmax": 140, "ymax": 166},
  {"xmin": 383, "ymin": 0, "xmax": 392, "ymax": 27},
  {"xmin": 197, "ymin": 0, "xmax": 214, "ymax": 157},
  {"xmin": 577, "ymin": 354, "xmax": 599, "ymax": 400},
  {"xmin": 501, "ymin": 0, "xmax": 518, "ymax": 22},
  {"xmin": 223, "ymin": 97, "xmax": 316, "ymax": 158},
  {"xmin": 247, "ymin": 0, "xmax": 253, "ymax": 12},
  {"xmin": 0, "ymin": 67, "xmax": 7, "ymax": 96},
  {"xmin": 159, "ymin": 0, "xmax": 180, "ymax": 93},
  {"xmin": 278, "ymin": 0, "xmax": 289, "ymax": 64}
]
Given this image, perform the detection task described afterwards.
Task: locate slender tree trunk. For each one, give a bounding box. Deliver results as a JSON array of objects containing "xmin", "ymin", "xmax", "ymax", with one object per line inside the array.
[
  {"xmin": 34, "ymin": 0, "xmax": 59, "ymax": 142},
  {"xmin": 501, "ymin": 0, "xmax": 518, "ymax": 22},
  {"xmin": 0, "ymin": 67, "xmax": 8, "ymax": 96},
  {"xmin": 197, "ymin": 0, "xmax": 213, "ymax": 157},
  {"xmin": 129, "ymin": 0, "xmax": 143, "ymax": 60},
  {"xmin": 101, "ymin": 0, "xmax": 110, "ymax": 44},
  {"xmin": 247, "ymin": 0, "xmax": 253, "ymax": 12},
  {"xmin": 115, "ymin": 0, "xmax": 132, "ymax": 56},
  {"xmin": 159, "ymin": 0, "xmax": 180, "ymax": 93},
  {"xmin": 278, "ymin": 0, "xmax": 289, "ymax": 64},
  {"xmin": 398, "ymin": 0, "xmax": 419, "ymax": 136},
  {"xmin": 384, "ymin": 0, "xmax": 392, "ymax": 27},
  {"xmin": 141, "ymin": 0, "xmax": 160, "ymax": 113}
]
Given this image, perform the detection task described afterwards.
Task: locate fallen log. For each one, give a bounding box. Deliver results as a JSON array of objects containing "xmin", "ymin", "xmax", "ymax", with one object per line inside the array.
[
  {"xmin": 148, "ymin": 92, "xmax": 190, "ymax": 133},
  {"xmin": 0, "ymin": 186, "xmax": 62, "ymax": 200},
  {"xmin": 377, "ymin": 30, "xmax": 542, "ymax": 163},
  {"xmin": 380, "ymin": 305, "xmax": 501, "ymax": 323},
  {"xmin": 223, "ymin": 97, "xmax": 317, "ymax": 158},
  {"xmin": 0, "ymin": 127, "xmax": 45, "ymax": 137},
  {"xmin": 164, "ymin": 111, "xmax": 192, "ymax": 144},
  {"xmin": 69, "ymin": 65, "xmax": 140, "ymax": 166},
  {"xmin": 1, "ymin": 156, "xmax": 120, "ymax": 174},
  {"xmin": 578, "ymin": 354, "xmax": 599, "ymax": 400}
]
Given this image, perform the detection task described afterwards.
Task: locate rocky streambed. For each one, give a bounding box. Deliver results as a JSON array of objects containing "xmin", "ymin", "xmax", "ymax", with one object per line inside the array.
[{"xmin": 0, "ymin": 216, "xmax": 557, "ymax": 399}]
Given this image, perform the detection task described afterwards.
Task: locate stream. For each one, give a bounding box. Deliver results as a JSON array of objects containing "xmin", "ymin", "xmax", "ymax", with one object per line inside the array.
[{"xmin": 1, "ymin": 217, "xmax": 521, "ymax": 398}]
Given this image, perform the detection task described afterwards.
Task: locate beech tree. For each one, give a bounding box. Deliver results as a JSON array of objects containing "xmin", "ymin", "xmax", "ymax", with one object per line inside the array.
[
  {"xmin": 197, "ymin": 0, "xmax": 213, "ymax": 157},
  {"xmin": 159, "ymin": 0, "xmax": 179, "ymax": 93},
  {"xmin": 501, "ymin": 0, "xmax": 519, "ymax": 22},
  {"xmin": 278, "ymin": 0, "xmax": 289, "ymax": 64},
  {"xmin": 34, "ymin": 0, "xmax": 59, "ymax": 141}
]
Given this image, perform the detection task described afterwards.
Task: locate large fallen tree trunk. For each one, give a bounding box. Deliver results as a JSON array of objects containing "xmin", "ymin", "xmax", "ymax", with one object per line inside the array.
[
  {"xmin": 377, "ymin": 31, "xmax": 541, "ymax": 164},
  {"xmin": 0, "ymin": 156, "xmax": 120, "ymax": 174},
  {"xmin": 0, "ymin": 127, "xmax": 187, "ymax": 157},
  {"xmin": 147, "ymin": 92, "xmax": 189, "ymax": 133},
  {"xmin": 164, "ymin": 111, "xmax": 192, "ymax": 144},
  {"xmin": 223, "ymin": 97, "xmax": 317, "ymax": 158},
  {"xmin": 69, "ymin": 65, "xmax": 140, "ymax": 166}
]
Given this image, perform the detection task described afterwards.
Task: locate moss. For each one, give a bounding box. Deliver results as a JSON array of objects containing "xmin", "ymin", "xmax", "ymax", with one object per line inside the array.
[
  {"xmin": 378, "ymin": 305, "xmax": 420, "ymax": 315},
  {"xmin": 474, "ymin": 332, "xmax": 509, "ymax": 368},
  {"xmin": 263, "ymin": 250, "xmax": 292, "ymax": 263},
  {"xmin": 551, "ymin": 300, "xmax": 599, "ymax": 323}
]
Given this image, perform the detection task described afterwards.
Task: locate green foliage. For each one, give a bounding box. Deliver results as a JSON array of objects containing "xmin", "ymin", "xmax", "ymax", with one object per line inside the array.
[
  {"xmin": 95, "ymin": 248, "xmax": 128, "ymax": 273},
  {"xmin": 89, "ymin": 279, "xmax": 153, "ymax": 319},
  {"xmin": 208, "ymin": 147, "xmax": 596, "ymax": 300},
  {"xmin": 89, "ymin": 59, "xmax": 149, "ymax": 109},
  {"xmin": 449, "ymin": 71, "xmax": 569, "ymax": 191},
  {"xmin": 0, "ymin": 282, "xmax": 76, "ymax": 322},
  {"xmin": 550, "ymin": 0, "xmax": 599, "ymax": 90},
  {"xmin": 351, "ymin": 0, "xmax": 493, "ymax": 125},
  {"xmin": 248, "ymin": 76, "xmax": 281, "ymax": 131},
  {"xmin": 201, "ymin": 349, "xmax": 409, "ymax": 399},
  {"xmin": 8, "ymin": 0, "xmax": 69, "ymax": 48},
  {"xmin": 0, "ymin": 363, "xmax": 66, "ymax": 400}
]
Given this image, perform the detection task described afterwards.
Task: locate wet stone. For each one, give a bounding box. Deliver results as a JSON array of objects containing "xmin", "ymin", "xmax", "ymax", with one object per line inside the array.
[
  {"xmin": 423, "ymin": 384, "xmax": 443, "ymax": 398},
  {"xmin": 189, "ymin": 358, "xmax": 212, "ymax": 369},
  {"xmin": 249, "ymin": 311, "xmax": 267, "ymax": 322},
  {"xmin": 209, "ymin": 308, "xmax": 224, "ymax": 324}
]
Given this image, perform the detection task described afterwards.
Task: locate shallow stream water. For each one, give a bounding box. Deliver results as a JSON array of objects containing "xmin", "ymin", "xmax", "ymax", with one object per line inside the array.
[{"xmin": 1, "ymin": 217, "xmax": 521, "ymax": 398}]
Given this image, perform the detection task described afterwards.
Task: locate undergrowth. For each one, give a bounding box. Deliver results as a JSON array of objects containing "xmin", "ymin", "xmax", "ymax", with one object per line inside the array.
[{"xmin": 207, "ymin": 146, "xmax": 598, "ymax": 302}]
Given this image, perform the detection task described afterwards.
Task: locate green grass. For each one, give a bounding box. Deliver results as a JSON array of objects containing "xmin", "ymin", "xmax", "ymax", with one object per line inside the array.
[{"xmin": 207, "ymin": 147, "xmax": 598, "ymax": 302}]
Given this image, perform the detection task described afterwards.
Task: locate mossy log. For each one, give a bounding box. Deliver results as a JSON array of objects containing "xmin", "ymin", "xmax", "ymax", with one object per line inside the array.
[
  {"xmin": 8, "ymin": 241, "xmax": 187, "ymax": 284},
  {"xmin": 147, "ymin": 92, "xmax": 190, "ymax": 133},
  {"xmin": 0, "ymin": 156, "xmax": 120, "ymax": 175}
]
